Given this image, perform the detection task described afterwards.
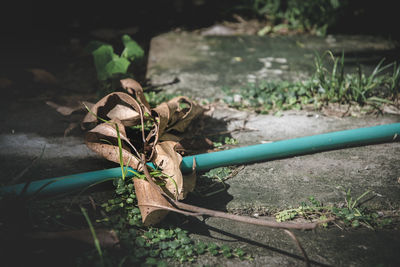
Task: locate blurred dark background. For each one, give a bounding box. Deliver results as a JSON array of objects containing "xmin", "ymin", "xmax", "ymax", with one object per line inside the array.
[
  {"xmin": 1, "ymin": 0, "xmax": 398, "ymax": 40},
  {"xmin": 1, "ymin": 0, "xmax": 398, "ymax": 85}
]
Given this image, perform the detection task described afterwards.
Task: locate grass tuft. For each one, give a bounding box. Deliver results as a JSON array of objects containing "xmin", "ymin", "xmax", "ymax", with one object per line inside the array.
[{"xmin": 223, "ymin": 52, "xmax": 399, "ymax": 114}]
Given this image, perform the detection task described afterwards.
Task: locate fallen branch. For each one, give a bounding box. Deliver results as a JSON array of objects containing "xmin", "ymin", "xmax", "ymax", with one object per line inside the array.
[{"xmin": 140, "ymin": 154, "xmax": 324, "ymax": 230}]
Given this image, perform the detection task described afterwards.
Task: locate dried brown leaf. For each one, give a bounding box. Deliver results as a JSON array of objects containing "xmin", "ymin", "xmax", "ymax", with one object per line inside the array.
[
  {"xmin": 85, "ymin": 122, "xmax": 141, "ymax": 169},
  {"xmin": 134, "ymin": 178, "xmax": 172, "ymax": 226},
  {"xmin": 46, "ymin": 101, "xmax": 83, "ymax": 116},
  {"xmin": 165, "ymin": 97, "xmax": 204, "ymax": 132},
  {"xmin": 83, "ymin": 92, "xmax": 143, "ymax": 126},
  {"xmin": 153, "ymin": 96, "xmax": 204, "ymax": 142},
  {"xmin": 154, "ymin": 141, "xmax": 183, "ymax": 199},
  {"xmin": 107, "ymin": 104, "xmax": 140, "ymax": 121},
  {"xmin": 120, "ymin": 78, "xmax": 151, "ymax": 113},
  {"xmin": 152, "ymin": 102, "xmax": 171, "ymax": 140}
]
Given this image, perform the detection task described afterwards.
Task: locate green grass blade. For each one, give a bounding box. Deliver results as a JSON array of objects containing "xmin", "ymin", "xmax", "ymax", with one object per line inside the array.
[
  {"xmin": 80, "ymin": 206, "xmax": 104, "ymax": 267},
  {"xmin": 353, "ymin": 190, "xmax": 371, "ymax": 208},
  {"xmin": 114, "ymin": 123, "xmax": 125, "ymax": 180}
]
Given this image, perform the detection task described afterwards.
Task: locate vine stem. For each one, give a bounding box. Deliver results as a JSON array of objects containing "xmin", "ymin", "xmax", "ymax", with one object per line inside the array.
[
  {"xmin": 283, "ymin": 229, "xmax": 310, "ymax": 267},
  {"xmin": 140, "ymin": 154, "xmax": 326, "ymax": 230}
]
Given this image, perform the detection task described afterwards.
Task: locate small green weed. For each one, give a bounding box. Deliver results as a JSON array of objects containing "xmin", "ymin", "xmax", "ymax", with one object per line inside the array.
[
  {"xmin": 143, "ymin": 91, "xmax": 178, "ymax": 108},
  {"xmin": 223, "ymin": 52, "xmax": 399, "ymax": 114},
  {"xmin": 275, "ymin": 190, "xmax": 393, "ymax": 229},
  {"xmin": 85, "ymin": 175, "xmax": 251, "ymax": 266},
  {"xmin": 223, "ymin": 80, "xmax": 308, "ymax": 113},
  {"xmin": 312, "ymin": 51, "xmax": 399, "ymax": 106},
  {"xmin": 212, "ymin": 136, "xmax": 238, "ymax": 149},
  {"xmin": 194, "ymin": 166, "xmax": 245, "ymax": 198}
]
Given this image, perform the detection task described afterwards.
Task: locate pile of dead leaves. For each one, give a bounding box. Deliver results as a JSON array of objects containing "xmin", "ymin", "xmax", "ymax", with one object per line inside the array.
[{"xmin": 83, "ymin": 78, "xmax": 203, "ymax": 225}]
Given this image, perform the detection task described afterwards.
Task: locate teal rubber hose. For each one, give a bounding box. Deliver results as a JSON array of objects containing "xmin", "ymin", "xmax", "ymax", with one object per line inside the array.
[
  {"xmin": 1, "ymin": 123, "xmax": 399, "ymax": 197},
  {"xmin": 180, "ymin": 122, "xmax": 400, "ymax": 173}
]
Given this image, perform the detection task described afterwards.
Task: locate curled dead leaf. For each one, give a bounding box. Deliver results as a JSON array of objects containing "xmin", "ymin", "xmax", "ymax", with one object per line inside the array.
[
  {"xmin": 165, "ymin": 96, "xmax": 204, "ymax": 133},
  {"xmin": 153, "ymin": 141, "xmax": 183, "ymax": 199},
  {"xmin": 153, "ymin": 96, "xmax": 204, "ymax": 142},
  {"xmin": 107, "ymin": 104, "xmax": 140, "ymax": 121},
  {"xmin": 120, "ymin": 78, "xmax": 151, "ymax": 113},
  {"xmin": 46, "ymin": 101, "xmax": 84, "ymax": 116},
  {"xmin": 85, "ymin": 121, "xmax": 142, "ymax": 170},
  {"xmin": 83, "ymin": 92, "xmax": 143, "ymax": 126}
]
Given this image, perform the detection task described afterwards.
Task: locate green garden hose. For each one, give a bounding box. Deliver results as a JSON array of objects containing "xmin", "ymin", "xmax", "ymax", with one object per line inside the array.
[{"xmin": 1, "ymin": 123, "xmax": 399, "ymax": 197}]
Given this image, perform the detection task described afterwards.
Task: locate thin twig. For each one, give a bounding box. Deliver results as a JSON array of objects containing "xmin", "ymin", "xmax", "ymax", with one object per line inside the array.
[
  {"xmin": 223, "ymin": 165, "xmax": 245, "ymax": 182},
  {"xmin": 283, "ymin": 229, "xmax": 310, "ymax": 267},
  {"xmin": 140, "ymin": 154, "xmax": 319, "ymax": 230},
  {"xmin": 174, "ymin": 201, "xmax": 319, "ymax": 230}
]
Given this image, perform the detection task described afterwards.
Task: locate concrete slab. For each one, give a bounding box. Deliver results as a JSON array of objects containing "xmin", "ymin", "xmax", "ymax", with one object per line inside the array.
[
  {"xmin": 182, "ymin": 218, "xmax": 400, "ymax": 267},
  {"xmin": 204, "ymin": 107, "xmax": 400, "ymax": 211},
  {"xmin": 146, "ymin": 32, "xmax": 399, "ymax": 100},
  {"xmin": 0, "ymin": 89, "xmax": 114, "ymax": 185},
  {"xmin": 146, "ymin": 32, "xmax": 400, "ymax": 266}
]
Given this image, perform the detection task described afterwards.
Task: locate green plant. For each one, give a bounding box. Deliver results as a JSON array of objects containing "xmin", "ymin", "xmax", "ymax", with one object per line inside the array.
[
  {"xmin": 275, "ymin": 191, "xmax": 393, "ymax": 229},
  {"xmin": 312, "ymin": 51, "xmax": 398, "ymax": 106},
  {"xmin": 223, "ymin": 52, "xmax": 399, "ymax": 114},
  {"xmin": 81, "ymin": 206, "xmax": 105, "ymax": 267},
  {"xmin": 90, "ymin": 175, "xmax": 252, "ymax": 266},
  {"xmin": 212, "ymin": 136, "xmax": 238, "ymax": 149},
  {"xmin": 194, "ymin": 166, "xmax": 246, "ymax": 198},
  {"xmin": 87, "ymin": 34, "xmax": 144, "ymax": 95},
  {"xmin": 331, "ymin": 189, "xmax": 385, "ymax": 229},
  {"xmin": 275, "ymin": 196, "xmax": 331, "ymax": 226},
  {"xmin": 143, "ymin": 91, "xmax": 178, "ymax": 108},
  {"xmin": 222, "ymin": 80, "xmax": 311, "ymax": 113}
]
